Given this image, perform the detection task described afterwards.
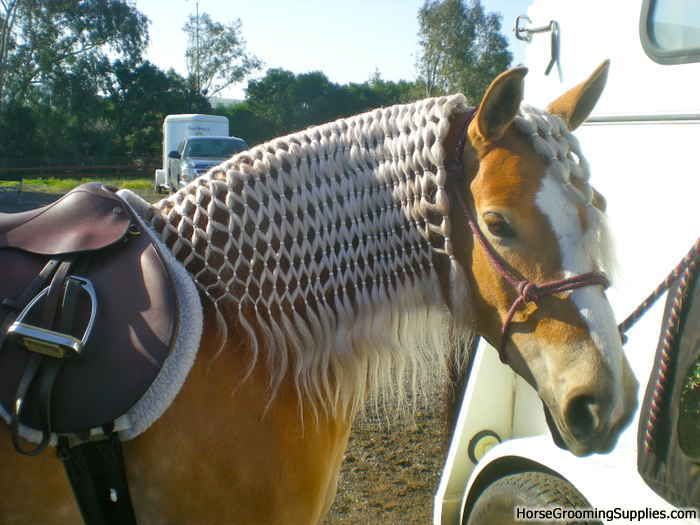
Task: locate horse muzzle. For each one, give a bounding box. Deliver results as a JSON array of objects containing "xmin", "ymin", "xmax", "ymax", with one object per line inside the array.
[{"xmin": 544, "ymin": 361, "xmax": 639, "ymax": 456}]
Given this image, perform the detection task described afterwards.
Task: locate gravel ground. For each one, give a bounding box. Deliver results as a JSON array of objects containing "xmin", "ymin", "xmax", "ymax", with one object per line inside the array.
[{"xmin": 325, "ymin": 396, "xmax": 451, "ymax": 525}]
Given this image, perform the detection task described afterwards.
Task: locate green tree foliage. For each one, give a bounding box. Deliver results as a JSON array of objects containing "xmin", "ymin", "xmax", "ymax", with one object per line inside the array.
[
  {"xmin": 0, "ymin": 1, "xmax": 211, "ymax": 163},
  {"xmin": 417, "ymin": 0, "xmax": 512, "ymax": 102},
  {"xmin": 105, "ymin": 61, "xmax": 211, "ymax": 158},
  {"xmin": 0, "ymin": 0, "xmax": 148, "ymax": 107},
  {"xmin": 0, "ymin": 0, "xmax": 149, "ymax": 163},
  {"xmin": 183, "ymin": 13, "xmax": 261, "ymax": 97},
  {"xmin": 217, "ymin": 69, "xmax": 422, "ymax": 146},
  {"xmin": 1, "ymin": 2, "xmax": 489, "ymax": 169},
  {"xmin": 220, "ymin": 101, "xmax": 276, "ymax": 148}
]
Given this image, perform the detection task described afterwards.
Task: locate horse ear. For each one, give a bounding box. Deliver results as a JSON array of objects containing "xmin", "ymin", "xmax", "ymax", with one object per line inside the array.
[
  {"xmin": 547, "ymin": 60, "xmax": 610, "ymax": 131},
  {"xmin": 472, "ymin": 67, "xmax": 528, "ymax": 143}
]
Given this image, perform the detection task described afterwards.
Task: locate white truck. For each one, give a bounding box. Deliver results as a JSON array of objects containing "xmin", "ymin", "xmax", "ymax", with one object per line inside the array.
[
  {"xmin": 154, "ymin": 114, "xmax": 247, "ymax": 193},
  {"xmin": 435, "ymin": 1, "xmax": 699, "ymax": 523}
]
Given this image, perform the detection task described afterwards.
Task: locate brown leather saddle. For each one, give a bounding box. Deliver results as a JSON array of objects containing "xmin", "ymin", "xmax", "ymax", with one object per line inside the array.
[{"xmin": 0, "ymin": 182, "xmax": 178, "ymax": 452}]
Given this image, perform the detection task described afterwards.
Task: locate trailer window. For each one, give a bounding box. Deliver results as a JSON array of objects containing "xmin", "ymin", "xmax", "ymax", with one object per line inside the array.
[{"xmin": 641, "ymin": 0, "xmax": 700, "ymax": 64}]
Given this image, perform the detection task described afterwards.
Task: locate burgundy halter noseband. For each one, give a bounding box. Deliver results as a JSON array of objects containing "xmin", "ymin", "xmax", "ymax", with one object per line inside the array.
[{"xmin": 456, "ymin": 109, "xmax": 610, "ymax": 363}]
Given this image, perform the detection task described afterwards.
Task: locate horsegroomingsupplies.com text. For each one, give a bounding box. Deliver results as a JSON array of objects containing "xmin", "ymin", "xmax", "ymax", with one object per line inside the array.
[{"xmin": 515, "ymin": 506, "xmax": 698, "ymax": 522}]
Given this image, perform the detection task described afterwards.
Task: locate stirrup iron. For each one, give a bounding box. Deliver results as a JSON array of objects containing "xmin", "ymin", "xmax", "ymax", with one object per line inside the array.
[{"xmin": 6, "ymin": 276, "xmax": 97, "ymax": 359}]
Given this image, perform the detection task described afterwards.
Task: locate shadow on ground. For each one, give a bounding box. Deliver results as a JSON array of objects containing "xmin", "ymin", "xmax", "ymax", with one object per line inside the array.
[{"xmin": 0, "ymin": 189, "xmax": 60, "ymax": 213}]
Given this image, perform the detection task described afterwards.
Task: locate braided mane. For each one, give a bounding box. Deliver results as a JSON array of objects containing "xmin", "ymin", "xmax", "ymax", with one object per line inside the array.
[
  {"xmin": 147, "ymin": 98, "xmax": 616, "ymax": 416},
  {"xmin": 151, "ymin": 95, "xmax": 473, "ymax": 416}
]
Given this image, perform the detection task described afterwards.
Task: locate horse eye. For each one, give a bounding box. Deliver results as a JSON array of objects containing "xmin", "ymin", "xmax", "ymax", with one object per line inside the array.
[{"xmin": 483, "ymin": 212, "xmax": 516, "ymax": 238}]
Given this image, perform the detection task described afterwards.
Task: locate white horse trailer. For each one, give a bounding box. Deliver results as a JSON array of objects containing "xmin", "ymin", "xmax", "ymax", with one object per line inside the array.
[
  {"xmin": 435, "ymin": 1, "xmax": 700, "ymax": 523},
  {"xmin": 153, "ymin": 114, "xmax": 229, "ymax": 193}
]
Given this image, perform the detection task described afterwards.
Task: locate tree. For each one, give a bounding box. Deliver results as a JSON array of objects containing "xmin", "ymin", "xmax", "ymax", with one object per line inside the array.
[
  {"xmin": 0, "ymin": 1, "xmax": 149, "ymax": 163},
  {"xmin": 416, "ymin": 0, "xmax": 512, "ymax": 103},
  {"xmin": 106, "ymin": 61, "xmax": 211, "ymax": 158},
  {"xmin": 183, "ymin": 13, "xmax": 261, "ymax": 97},
  {"xmin": 0, "ymin": 101, "xmax": 39, "ymax": 164},
  {"xmin": 218, "ymin": 69, "xmax": 422, "ymax": 146},
  {"xmin": 0, "ymin": 0, "xmax": 148, "ymax": 108},
  {"xmin": 217, "ymin": 100, "xmax": 275, "ymax": 147}
]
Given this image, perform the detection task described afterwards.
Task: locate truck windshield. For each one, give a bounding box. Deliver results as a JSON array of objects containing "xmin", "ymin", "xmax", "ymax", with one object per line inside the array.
[{"xmin": 184, "ymin": 139, "xmax": 247, "ymax": 158}]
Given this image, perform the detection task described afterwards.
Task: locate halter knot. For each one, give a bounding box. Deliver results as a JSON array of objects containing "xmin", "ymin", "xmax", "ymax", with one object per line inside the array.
[{"xmin": 517, "ymin": 281, "xmax": 540, "ymax": 304}]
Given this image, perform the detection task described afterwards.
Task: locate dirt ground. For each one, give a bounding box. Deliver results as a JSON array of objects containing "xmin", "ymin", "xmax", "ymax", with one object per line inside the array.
[
  {"xmin": 0, "ymin": 186, "xmax": 456, "ymax": 525},
  {"xmin": 324, "ymin": 396, "xmax": 451, "ymax": 525}
]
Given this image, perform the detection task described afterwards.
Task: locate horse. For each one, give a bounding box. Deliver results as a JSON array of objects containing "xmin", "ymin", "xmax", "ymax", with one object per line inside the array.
[{"xmin": 0, "ymin": 62, "xmax": 638, "ymax": 524}]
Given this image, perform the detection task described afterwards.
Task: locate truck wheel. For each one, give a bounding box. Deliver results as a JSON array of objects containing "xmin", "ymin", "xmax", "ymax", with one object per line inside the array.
[{"xmin": 465, "ymin": 471, "xmax": 599, "ymax": 525}]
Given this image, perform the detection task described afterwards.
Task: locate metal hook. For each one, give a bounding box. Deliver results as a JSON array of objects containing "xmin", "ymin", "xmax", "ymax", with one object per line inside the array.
[
  {"xmin": 544, "ymin": 21, "xmax": 562, "ymax": 81},
  {"xmin": 514, "ymin": 15, "xmax": 563, "ymax": 82}
]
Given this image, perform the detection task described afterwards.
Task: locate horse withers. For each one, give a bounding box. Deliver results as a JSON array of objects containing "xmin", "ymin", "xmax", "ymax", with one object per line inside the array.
[{"xmin": 0, "ymin": 62, "xmax": 637, "ymax": 524}]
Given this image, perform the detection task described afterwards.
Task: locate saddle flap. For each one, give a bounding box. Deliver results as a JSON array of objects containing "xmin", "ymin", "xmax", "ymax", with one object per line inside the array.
[{"xmin": 0, "ymin": 183, "xmax": 131, "ymax": 255}]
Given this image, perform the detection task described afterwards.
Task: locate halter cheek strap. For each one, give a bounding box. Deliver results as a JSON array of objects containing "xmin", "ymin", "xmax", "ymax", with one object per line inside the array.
[{"xmin": 456, "ymin": 109, "xmax": 610, "ymax": 363}]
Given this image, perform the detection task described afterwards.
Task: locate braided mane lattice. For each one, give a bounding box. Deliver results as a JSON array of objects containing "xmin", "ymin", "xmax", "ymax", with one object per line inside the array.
[
  {"xmin": 514, "ymin": 105, "xmax": 593, "ymax": 203},
  {"xmin": 151, "ymin": 95, "xmax": 472, "ymax": 416}
]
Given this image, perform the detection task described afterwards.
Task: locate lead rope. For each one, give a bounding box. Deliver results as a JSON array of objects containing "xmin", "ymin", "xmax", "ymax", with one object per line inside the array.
[
  {"xmin": 617, "ymin": 239, "xmax": 699, "ymax": 454},
  {"xmin": 617, "ymin": 239, "xmax": 700, "ymax": 341}
]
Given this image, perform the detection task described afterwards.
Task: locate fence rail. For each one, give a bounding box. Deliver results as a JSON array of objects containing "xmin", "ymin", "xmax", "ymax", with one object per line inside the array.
[{"xmin": 0, "ymin": 159, "xmax": 160, "ymax": 181}]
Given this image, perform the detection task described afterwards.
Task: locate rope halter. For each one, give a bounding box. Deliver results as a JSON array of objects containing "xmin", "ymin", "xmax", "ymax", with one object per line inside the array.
[
  {"xmin": 463, "ymin": 200, "xmax": 610, "ymax": 363},
  {"xmin": 456, "ymin": 109, "xmax": 610, "ymax": 364}
]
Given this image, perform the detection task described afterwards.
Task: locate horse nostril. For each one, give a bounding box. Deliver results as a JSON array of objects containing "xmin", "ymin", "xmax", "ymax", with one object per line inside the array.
[{"xmin": 565, "ymin": 395, "xmax": 601, "ymax": 441}]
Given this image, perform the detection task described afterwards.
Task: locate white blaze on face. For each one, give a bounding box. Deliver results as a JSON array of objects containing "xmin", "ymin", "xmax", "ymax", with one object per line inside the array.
[{"xmin": 535, "ymin": 175, "xmax": 624, "ymax": 383}]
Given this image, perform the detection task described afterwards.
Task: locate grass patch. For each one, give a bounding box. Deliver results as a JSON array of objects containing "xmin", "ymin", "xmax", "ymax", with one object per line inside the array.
[{"xmin": 0, "ymin": 177, "xmax": 153, "ymax": 194}]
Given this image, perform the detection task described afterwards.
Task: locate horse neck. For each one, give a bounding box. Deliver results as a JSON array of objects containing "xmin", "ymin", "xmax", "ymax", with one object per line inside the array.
[
  {"xmin": 147, "ymin": 103, "xmax": 474, "ymax": 415},
  {"xmin": 149, "ymin": 123, "xmax": 454, "ymax": 319}
]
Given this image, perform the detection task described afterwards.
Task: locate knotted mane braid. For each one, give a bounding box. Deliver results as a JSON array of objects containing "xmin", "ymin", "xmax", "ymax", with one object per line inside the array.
[
  {"xmin": 514, "ymin": 105, "xmax": 593, "ymax": 204},
  {"xmin": 513, "ymin": 105, "xmax": 615, "ymax": 276},
  {"xmin": 151, "ymin": 95, "xmax": 471, "ymax": 414}
]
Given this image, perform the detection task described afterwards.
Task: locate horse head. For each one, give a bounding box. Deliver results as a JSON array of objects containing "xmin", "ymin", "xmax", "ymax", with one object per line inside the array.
[{"xmin": 460, "ymin": 62, "xmax": 638, "ymax": 456}]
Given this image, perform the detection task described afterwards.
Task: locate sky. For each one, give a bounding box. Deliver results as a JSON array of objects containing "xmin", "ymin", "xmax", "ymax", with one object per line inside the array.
[{"xmin": 134, "ymin": 0, "xmax": 531, "ymax": 100}]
